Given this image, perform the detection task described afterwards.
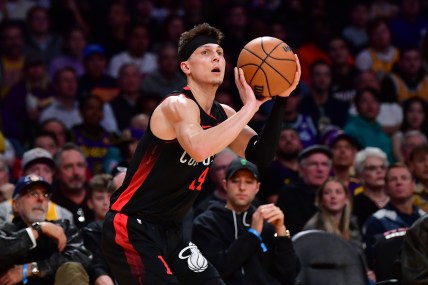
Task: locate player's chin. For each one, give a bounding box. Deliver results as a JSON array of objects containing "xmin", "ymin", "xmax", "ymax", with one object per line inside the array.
[{"xmin": 210, "ymin": 79, "xmax": 223, "ymax": 86}]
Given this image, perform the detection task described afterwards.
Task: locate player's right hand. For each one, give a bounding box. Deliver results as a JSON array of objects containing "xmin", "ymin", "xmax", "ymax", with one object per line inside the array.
[{"xmin": 234, "ymin": 67, "xmax": 270, "ymax": 111}]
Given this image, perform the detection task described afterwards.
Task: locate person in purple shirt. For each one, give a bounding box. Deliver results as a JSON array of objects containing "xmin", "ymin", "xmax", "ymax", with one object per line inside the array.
[
  {"xmin": 1, "ymin": 55, "xmax": 54, "ymax": 145},
  {"xmin": 48, "ymin": 27, "xmax": 86, "ymax": 80}
]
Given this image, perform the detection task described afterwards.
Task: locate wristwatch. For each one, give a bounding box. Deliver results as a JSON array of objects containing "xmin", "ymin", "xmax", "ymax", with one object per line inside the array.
[
  {"xmin": 31, "ymin": 262, "xmax": 40, "ymax": 276},
  {"xmin": 31, "ymin": 222, "xmax": 43, "ymax": 236},
  {"xmin": 274, "ymin": 228, "xmax": 291, "ymax": 239}
]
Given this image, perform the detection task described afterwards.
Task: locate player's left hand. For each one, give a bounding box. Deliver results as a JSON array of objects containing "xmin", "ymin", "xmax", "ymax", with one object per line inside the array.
[{"xmin": 277, "ymin": 54, "xmax": 301, "ymax": 98}]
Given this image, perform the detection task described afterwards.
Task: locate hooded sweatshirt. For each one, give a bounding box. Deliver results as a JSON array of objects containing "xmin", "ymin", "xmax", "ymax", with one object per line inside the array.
[{"xmin": 192, "ymin": 202, "xmax": 300, "ymax": 285}]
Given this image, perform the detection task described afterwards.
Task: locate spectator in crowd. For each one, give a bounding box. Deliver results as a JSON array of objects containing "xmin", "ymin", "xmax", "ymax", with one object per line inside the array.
[
  {"xmin": 0, "ymin": 21, "xmax": 25, "ymax": 99},
  {"xmin": 369, "ymin": 0, "xmax": 398, "ymax": 20},
  {"xmin": 51, "ymin": 143, "xmax": 93, "ymax": 228},
  {"xmin": 277, "ymin": 145, "xmax": 332, "ymax": 234},
  {"xmin": 392, "ymin": 97, "xmax": 428, "ymax": 162},
  {"xmin": 141, "ymin": 42, "xmax": 187, "ymax": 99},
  {"xmin": 86, "ymin": 174, "xmax": 113, "ymax": 222},
  {"xmin": 389, "ymin": 0, "xmax": 428, "ymax": 50},
  {"xmin": 383, "ymin": 47, "xmax": 428, "ymax": 103},
  {"xmin": 355, "ymin": 17, "xmax": 399, "ymax": 80},
  {"xmin": 298, "ymin": 60, "xmax": 349, "ymax": 130},
  {"xmin": 400, "ymin": 214, "xmax": 428, "ymax": 285},
  {"xmin": 353, "ymin": 69, "xmax": 403, "ymax": 137},
  {"xmin": 303, "ymin": 177, "xmax": 362, "ymax": 250},
  {"xmin": 33, "ymin": 131, "xmax": 58, "ymax": 157},
  {"xmin": 102, "ymin": 127, "xmax": 144, "ymax": 175},
  {"xmin": 110, "ymin": 63, "xmax": 143, "ymax": 131},
  {"xmin": 408, "ymin": 144, "xmax": 428, "ymax": 212},
  {"xmin": 24, "ymin": 6, "xmax": 62, "ymax": 65},
  {"xmin": 341, "ymin": 2, "xmax": 369, "ymax": 53},
  {"xmin": 48, "ymin": 27, "xmax": 87, "ymax": 79},
  {"xmin": 398, "ymin": 130, "xmax": 427, "ymax": 166},
  {"xmin": 296, "ymin": 16, "xmax": 332, "ymax": 85},
  {"xmin": 2, "ymin": 54, "xmax": 54, "ymax": 145},
  {"xmin": 259, "ymin": 127, "xmax": 302, "ymax": 204},
  {"xmin": 39, "ymin": 67, "xmax": 82, "ymax": 129},
  {"xmin": 108, "ymin": 23, "xmax": 157, "ymax": 78},
  {"xmin": 192, "ymin": 157, "xmax": 300, "ymax": 285},
  {"xmin": 220, "ymin": 3, "xmax": 250, "ymax": 70},
  {"xmin": 328, "ymin": 36, "xmax": 358, "ymax": 105},
  {"xmin": 97, "ymin": 2, "xmax": 131, "ymax": 58},
  {"xmin": 78, "ymin": 44, "xmax": 118, "ymax": 103},
  {"xmin": 321, "ymin": 125, "xmax": 361, "ymax": 194},
  {"xmin": 363, "ymin": 163, "xmax": 425, "ymax": 266},
  {"xmin": 82, "ymin": 171, "xmax": 125, "ymax": 285},
  {"xmin": 0, "ymin": 0, "xmax": 36, "ymax": 21},
  {"xmin": 0, "ymin": 174, "xmax": 91, "ymax": 285},
  {"xmin": 282, "ymin": 87, "xmax": 318, "ymax": 148},
  {"xmin": 0, "ymin": 147, "xmax": 73, "ymax": 224},
  {"xmin": 344, "ymin": 87, "xmax": 394, "ymax": 163},
  {"xmin": 156, "ymin": 14, "xmax": 185, "ymax": 47},
  {"xmin": 0, "ymin": 154, "xmax": 13, "ymax": 203},
  {"xmin": 353, "ymin": 147, "xmax": 389, "ymax": 230},
  {"xmin": 38, "ymin": 118, "xmax": 68, "ymax": 148},
  {"xmin": 193, "ymin": 148, "xmax": 237, "ymax": 217},
  {"xmin": 70, "ymin": 96, "xmax": 116, "ymax": 175}
]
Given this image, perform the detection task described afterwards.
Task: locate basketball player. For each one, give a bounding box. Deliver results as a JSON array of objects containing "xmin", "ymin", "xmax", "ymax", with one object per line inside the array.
[{"xmin": 102, "ymin": 23, "xmax": 300, "ymax": 285}]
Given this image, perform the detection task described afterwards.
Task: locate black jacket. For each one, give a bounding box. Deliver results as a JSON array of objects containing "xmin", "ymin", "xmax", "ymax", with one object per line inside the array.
[
  {"xmin": 82, "ymin": 221, "xmax": 114, "ymax": 285},
  {"xmin": 0, "ymin": 217, "xmax": 92, "ymax": 284},
  {"xmin": 192, "ymin": 202, "xmax": 300, "ymax": 285}
]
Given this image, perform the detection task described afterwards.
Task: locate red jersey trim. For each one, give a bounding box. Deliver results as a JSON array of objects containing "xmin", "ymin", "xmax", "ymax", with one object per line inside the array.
[
  {"xmin": 111, "ymin": 144, "xmax": 159, "ymax": 212},
  {"xmin": 113, "ymin": 213, "xmax": 144, "ymax": 284}
]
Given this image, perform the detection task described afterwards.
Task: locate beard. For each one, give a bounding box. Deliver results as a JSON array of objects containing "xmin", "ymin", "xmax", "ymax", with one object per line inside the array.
[{"xmin": 277, "ymin": 149, "xmax": 299, "ymax": 160}]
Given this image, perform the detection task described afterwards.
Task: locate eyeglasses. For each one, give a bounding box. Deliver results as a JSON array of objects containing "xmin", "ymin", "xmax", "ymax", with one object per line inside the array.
[
  {"xmin": 364, "ymin": 164, "xmax": 386, "ymax": 172},
  {"xmin": 25, "ymin": 190, "xmax": 51, "ymax": 200}
]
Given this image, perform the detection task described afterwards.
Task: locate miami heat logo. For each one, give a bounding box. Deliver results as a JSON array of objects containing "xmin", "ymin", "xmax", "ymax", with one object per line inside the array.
[{"xmin": 178, "ymin": 242, "xmax": 208, "ymax": 273}]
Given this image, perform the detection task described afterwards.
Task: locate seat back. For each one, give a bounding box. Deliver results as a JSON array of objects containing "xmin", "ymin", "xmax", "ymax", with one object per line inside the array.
[
  {"xmin": 372, "ymin": 228, "xmax": 406, "ymax": 282},
  {"xmin": 292, "ymin": 230, "xmax": 368, "ymax": 285}
]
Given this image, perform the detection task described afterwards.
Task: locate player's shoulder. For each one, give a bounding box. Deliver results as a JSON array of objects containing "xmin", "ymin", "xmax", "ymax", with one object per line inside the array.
[
  {"xmin": 219, "ymin": 103, "xmax": 235, "ymax": 117},
  {"xmin": 163, "ymin": 93, "xmax": 197, "ymax": 107}
]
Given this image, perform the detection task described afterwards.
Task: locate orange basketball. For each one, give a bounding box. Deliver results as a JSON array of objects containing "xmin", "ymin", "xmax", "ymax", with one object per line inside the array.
[{"xmin": 237, "ymin": 37, "xmax": 297, "ymax": 98}]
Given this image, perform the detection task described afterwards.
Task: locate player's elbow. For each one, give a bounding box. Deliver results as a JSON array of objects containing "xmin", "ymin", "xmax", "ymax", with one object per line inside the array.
[{"xmin": 186, "ymin": 148, "xmax": 211, "ymax": 163}]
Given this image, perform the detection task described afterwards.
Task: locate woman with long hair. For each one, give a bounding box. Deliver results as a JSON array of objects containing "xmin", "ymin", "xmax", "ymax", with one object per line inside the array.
[
  {"xmin": 392, "ymin": 97, "xmax": 428, "ymax": 162},
  {"xmin": 304, "ymin": 177, "xmax": 362, "ymax": 247}
]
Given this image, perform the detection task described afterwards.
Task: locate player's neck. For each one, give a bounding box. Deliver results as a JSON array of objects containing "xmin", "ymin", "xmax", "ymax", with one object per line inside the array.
[{"xmin": 187, "ymin": 83, "xmax": 217, "ymax": 113}]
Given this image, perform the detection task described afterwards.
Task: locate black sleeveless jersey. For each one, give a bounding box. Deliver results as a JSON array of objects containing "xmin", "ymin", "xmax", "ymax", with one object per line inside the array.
[{"xmin": 110, "ymin": 87, "xmax": 228, "ymax": 222}]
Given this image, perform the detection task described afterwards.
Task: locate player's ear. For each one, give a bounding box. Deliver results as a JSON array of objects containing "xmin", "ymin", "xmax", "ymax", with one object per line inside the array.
[{"xmin": 180, "ymin": 62, "xmax": 190, "ymax": 74}]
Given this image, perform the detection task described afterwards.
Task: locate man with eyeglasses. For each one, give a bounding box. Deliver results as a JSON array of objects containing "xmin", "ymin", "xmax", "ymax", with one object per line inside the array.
[
  {"xmin": 277, "ymin": 145, "xmax": 332, "ymax": 235},
  {"xmin": 0, "ymin": 147, "xmax": 73, "ymax": 225},
  {"xmin": 0, "ymin": 174, "xmax": 92, "ymax": 285}
]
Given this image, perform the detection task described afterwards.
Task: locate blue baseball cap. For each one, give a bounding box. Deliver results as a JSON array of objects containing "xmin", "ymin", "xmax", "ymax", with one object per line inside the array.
[
  {"xmin": 13, "ymin": 174, "xmax": 52, "ymax": 200},
  {"xmin": 83, "ymin": 44, "xmax": 105, "ymax": 59}
]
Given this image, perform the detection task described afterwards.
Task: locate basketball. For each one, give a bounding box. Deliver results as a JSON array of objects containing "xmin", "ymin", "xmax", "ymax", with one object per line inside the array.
[{"xmin": 237, "ymin": 37, "xmax": 297, "ymax": 98}]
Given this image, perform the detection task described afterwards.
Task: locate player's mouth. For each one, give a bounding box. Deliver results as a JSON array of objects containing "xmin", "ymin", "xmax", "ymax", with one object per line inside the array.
[{"xmin": 211, "ymin": 67, "xmax": 221, "ymax": 73}]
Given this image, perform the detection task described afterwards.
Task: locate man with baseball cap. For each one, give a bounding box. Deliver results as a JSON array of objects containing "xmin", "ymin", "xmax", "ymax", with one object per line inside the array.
[
  {"xmin": 0, "ymin": 147, "xmax": 73, "ymax": 224},
  {"xmin": 0, "ymin": 174, "xmax": 91, "ymax": 285},
  {"xmin": 277, "ymin": 145, "xmax": 333, "ymax": 234},
  {"xmin": 320, "ymin": 125, "xmax": 361, "ymax": 194},
  {"xmin": 192, "ymin": 157, "xmax": 299, "ymax": 285}
]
